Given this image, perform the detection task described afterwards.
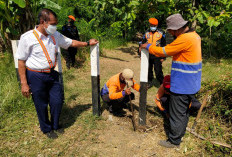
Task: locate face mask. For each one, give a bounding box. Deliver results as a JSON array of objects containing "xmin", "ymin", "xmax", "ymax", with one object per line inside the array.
[
  {"xmin": 45, "ymin": 24, "xmax": 57, "ymax": 35},
  {"xmin": 150, "ymin": 27, "xmax": 157, "ymax": 31}
]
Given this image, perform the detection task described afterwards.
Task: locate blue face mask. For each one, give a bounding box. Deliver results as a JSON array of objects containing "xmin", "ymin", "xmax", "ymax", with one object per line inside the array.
[{"xmin": 150, "ymin": 27, "xmax": 157, "ymax": 31}]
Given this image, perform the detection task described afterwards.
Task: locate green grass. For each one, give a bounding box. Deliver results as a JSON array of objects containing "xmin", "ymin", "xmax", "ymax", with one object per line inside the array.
[
  {"xmin": 0, "ymin": 50, "xmax": 232, "ymax": 156},
  {"xmin": 202, "ymin": 58, "xmax": 232, "ymax": 83},
  {"xmin": 0, "ymin": 53, "xmax": 102, "ymax": 156},
  {"xmin": 100, "ymin": 38, "xmax": 128, "ymax": 50}
]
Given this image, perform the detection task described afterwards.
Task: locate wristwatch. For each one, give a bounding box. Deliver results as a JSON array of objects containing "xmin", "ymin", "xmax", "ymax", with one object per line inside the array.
[
  {"xmin": 155, "ymin": 97, "xmax": 161, "ymax": 102},
  {"xmin": 86, "ymin": 41, "xmax": 90, "ymax": 46}
]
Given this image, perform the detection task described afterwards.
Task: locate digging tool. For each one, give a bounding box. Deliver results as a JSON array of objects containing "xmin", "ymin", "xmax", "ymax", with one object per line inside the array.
[
  {"xmin": 127, "ymin": 83, "xmax": 137, "ymax": 131},
  {"xmin": 191, "ymin": 92, "xmax": 210, "ymax": 130}
]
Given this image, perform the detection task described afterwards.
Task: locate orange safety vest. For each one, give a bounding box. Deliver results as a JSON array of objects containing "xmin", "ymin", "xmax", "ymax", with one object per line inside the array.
[
  {"xmin": 27, "ymin": 30, "xmax": 58, "ymax": 73},
  {"xmin": 145, "ymin": 31, "xmax": 163, "ymax": 46}
]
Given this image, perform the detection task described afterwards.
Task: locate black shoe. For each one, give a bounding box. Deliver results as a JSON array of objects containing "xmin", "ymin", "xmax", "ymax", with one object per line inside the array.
[
  {"xmin": 122, "ymin": 103, "xmax": 129, "ymax": 109},
  {"xmin": 108, "ymin": 105, "xmax": 113, "ymax": 113},
  {"xmin": 158, "ymin": 140, "xmax": 180, "ymax": 148},
  {"xmin": 113, "ymin": 109, "xmax": 126, "ymax": 117},
  {"xmin": 45, "ymin": 131, "xmax": 58, "ymax": 139},
  {"xmin": 54, "ymin": 126, "xmax": 64, "ymax": 134}
]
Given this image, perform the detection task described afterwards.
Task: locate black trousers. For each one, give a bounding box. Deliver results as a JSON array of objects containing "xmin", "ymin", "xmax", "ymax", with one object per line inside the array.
[
  {"xmin": 101, "ymin": 93, "xmax": 135, "ymax": 112},
  {"xmin": 64, "ymin": 47, "xmax": 77, "ymax": 68},
  {"xmin": 168, "ymin": 93, "xmax": 195, "ymax": 145},
  {"xmin": 148, "ymin": 58, "xmax": 164, "ymax": 85},
  {"xmin": 27, "ymin": 70, "xmax": 63, "ymax": 133}
]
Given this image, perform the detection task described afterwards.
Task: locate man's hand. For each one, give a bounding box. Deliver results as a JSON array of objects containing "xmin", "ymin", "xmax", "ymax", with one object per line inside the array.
[
  {"xmin": 140, "ymin": 43, "xmax": 149, "ymax": 49},
  {"xmin": 21, "ymin": 83, "xmax": 31, "ymax": 98},
  {"xmin": 160, "ymin": 59, "xmax": 164, "ymax": 62},
  {"xmin": 89, "ymin": 39, "xmax": 99, "ymax": 46},
  {"xmin": 125, "ymin": 88, "xmax": 131, "ymax": 95}
]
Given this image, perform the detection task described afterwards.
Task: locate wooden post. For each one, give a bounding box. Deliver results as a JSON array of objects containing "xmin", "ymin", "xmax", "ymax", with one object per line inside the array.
[
  {"xmin": 139, "ymin": 48, "xmax": 149, "ymax": 125},
  {"xmin": 11, "ymin": 40, "xmax": 20, "ymax": 83},
  {"xmin": 90, "ymin": 43, "xmax": 101, "ymax": 116}
]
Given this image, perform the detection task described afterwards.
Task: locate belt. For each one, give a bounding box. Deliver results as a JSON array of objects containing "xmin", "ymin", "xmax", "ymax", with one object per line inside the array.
[{"xmin": 27, "ymin": 67, "xmax": 55, "ymax": 73}]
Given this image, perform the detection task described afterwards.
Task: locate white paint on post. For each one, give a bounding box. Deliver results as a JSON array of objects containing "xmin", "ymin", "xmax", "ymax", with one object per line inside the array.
[
  {"xmin": 54, "ymin": 47, "xmax": 62, "ymax": 74},
  {"xmin": 11, "ymin": 40, "xmax": 19, "ymax": 68},
  {"xmin": 90, "ymin": 43, "xmax": 101, "ymax": 116},
  {"xmin": 90, "ymin": 43, "xmax": 100, "ymax": 76},
  {"xmin": 140, "ymin": 48, "xmax": 149, "ymax": 82}
]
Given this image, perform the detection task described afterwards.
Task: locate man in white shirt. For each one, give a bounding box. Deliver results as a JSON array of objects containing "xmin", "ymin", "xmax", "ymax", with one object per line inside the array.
[{"xmin": 16, "ymin": 8, "xmax": 98, "ymax": 138}]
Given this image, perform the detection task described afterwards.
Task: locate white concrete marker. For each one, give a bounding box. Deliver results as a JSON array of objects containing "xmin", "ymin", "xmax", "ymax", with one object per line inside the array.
[
  {"xmin": 90, "ymin": 43, "xmax": 101, "ymax": 116},
  {"xmin": 139, "ymin": 48, "xmax": 149, "ymax": 125},
  {"xmin": 11, "ymin": 40, "xmax": 20, "ymax": 82}
]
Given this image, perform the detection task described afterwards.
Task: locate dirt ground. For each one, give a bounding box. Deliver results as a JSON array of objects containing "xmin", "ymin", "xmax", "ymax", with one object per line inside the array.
[{"xmin": 66, "ymin": 43, "xmax": 203, "ymax": 157}]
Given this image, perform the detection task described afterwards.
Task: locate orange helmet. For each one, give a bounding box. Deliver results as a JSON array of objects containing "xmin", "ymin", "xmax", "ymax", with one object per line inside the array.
[
  {"xmin": 149, "ymin": 18, "xmax": 158, "ymax": 25},
  {"xmin": 68, "ymin": 15, "xmax": 76, "ymax": 21}
]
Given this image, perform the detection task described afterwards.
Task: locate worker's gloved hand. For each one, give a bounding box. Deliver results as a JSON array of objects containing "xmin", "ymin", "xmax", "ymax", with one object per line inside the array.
[
  {"xmin": 125, "ymin": 88, "xmax": 131, "ymax": 95},
  {"xmin": 89, "ymin": 39, "xmax": 99, "ymax": 45}
]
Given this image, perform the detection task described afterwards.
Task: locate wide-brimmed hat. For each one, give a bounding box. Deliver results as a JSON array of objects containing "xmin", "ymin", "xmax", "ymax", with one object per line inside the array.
[
  {"xmin": 122, "ymin": 69, "xmax": 134, "ymax": 87},
  {"xmin": 166, "ymin": 13, "xmax": 188, "ymax": 30}
]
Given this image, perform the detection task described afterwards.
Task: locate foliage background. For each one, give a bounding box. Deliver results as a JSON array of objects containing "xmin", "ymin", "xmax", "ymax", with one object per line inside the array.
[
  {"xmin": 0, "ymin": 0, "xmax": 231, "ymax": 155},
  {"xmin": 0, "ymin": 0, "xmax": 231, "ymax": 58}
]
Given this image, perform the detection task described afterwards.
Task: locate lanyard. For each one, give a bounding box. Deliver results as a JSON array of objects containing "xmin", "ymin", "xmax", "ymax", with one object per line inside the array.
[{"xmin": 32, "ymin": 30, "xmax": 57, "ymax": 69}]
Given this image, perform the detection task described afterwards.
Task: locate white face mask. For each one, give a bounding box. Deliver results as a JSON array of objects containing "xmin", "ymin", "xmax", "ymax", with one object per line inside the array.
[
  {"xmin": 45, "ymin": 24, "xmax": 57, "ymax": 35},
  {"xmin": 150, "ymin": 26, "xmax": 157, "ymax": 31}
]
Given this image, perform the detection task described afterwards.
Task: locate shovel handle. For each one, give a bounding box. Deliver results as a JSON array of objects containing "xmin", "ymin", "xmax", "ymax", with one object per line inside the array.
[{"xmin": 192, "ymin": 92, "xmax": 210, "ymax": 130}]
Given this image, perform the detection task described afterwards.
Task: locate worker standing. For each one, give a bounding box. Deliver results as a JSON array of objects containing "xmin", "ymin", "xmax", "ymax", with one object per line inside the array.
[
  {"xmin": 155, "ymin": 75, "xmax": 201, "ymax": 117},
  {"xmin": 141, "ymin": 14, "xmax": 202, "ymax": 148},
  {"xmin": 62, "ymin": 15, "xmax": 80, "ymax": 69},
  {"xmin": 139, "ymin": 18, "xmax": 166, "ymax": 88},
  {"xmin": 16, "ymin": 8, "xmax": 98, "ymax": 139}
]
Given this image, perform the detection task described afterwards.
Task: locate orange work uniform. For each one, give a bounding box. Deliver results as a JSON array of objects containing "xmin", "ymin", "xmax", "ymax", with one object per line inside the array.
[{"xmin": 101, "ymin": 73, "xmax": 140, "ymax": 100}]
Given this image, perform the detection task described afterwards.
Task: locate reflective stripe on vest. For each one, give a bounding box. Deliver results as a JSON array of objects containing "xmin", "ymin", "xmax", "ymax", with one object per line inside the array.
[
  {"xmin": 170, "ymin": 61, "xmax": 202, "ymax": 94},
  {"xmin": 145, "ymin": 32, "xmax": 162, "ymax": 45}
]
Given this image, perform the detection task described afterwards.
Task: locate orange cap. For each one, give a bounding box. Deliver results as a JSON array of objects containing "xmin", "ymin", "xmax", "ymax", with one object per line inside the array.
[
  {"xmin": 149, "ymin": 18, "xmax": 158, "ymax": 25},
  {"xmin": 68, "ymin": 15, "xmax": 76, "ymax": 21}
]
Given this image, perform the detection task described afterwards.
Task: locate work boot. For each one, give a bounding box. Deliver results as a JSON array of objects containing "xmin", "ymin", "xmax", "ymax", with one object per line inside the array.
[
  {"xmin": 45, "ymin": 131, "xmax": 58, "ymax": 139},
  {"xmin": 158, "ymin": 140, "xmax": 180, "ymax": 148}
]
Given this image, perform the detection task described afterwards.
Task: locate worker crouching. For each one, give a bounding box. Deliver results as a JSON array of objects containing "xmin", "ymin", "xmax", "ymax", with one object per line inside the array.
[
  {"xmin": 101, "ymin": 69, "xmax": 140, "ymax": 116},
  {"xmin": 155, "ymin": 75, "xmax": 202, "ymax": 118}
]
